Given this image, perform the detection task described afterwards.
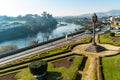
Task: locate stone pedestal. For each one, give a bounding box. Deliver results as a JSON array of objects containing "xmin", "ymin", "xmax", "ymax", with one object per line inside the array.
[{"xmin": 85, "ymin": 44, "xmax": 106, "ymax": 53}]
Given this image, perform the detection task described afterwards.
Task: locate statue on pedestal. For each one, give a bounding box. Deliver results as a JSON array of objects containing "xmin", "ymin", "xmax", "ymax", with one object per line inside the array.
[
  {"xmin": 85, "ymin": 13, "xmax": 106, "ymax": 53},
  {"xmin": 92, "ymin": 13, "xmax": 97, "ymax": 46}
]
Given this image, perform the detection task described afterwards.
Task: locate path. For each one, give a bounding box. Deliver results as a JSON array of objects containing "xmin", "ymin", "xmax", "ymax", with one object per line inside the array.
[
  {"xmin": 84, "ymin": 57, "xmax": 96, "ymax": 80},
  {"xmin": 72, "ymin": 35, "xmax": 120, "ymax": 80}
]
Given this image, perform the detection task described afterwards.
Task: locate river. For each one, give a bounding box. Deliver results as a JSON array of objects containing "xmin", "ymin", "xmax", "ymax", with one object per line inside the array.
[{"xmin": 0, "ymin": 23, "xmax": 84, "ymax": 48}]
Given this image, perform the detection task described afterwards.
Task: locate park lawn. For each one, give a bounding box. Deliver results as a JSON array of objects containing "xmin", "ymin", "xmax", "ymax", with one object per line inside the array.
[
  {"xmin": 15, "ymin": 56, "xmax": 83, "ymax": 80},
  {"xmin": 0, "ymin": 38, "xmax": 91, "ymax": 71},
  {"xmin": 99, "ymin": 33, "xmax": 120, "ymax": 46},
  {"xmin": 102, "ymin": 54, "xmax": 120, "ymax": 80},
  {"xmin": 0, "ymin": 37, "xmax": 91, "ymax": 77},
  {"xmin": 112, "ymin": 24, "xmax": 120, "ymax": 27}
]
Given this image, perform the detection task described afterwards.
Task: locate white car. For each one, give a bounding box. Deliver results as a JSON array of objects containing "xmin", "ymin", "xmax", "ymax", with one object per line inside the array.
[
  {"xmin": 85, "ymin": 30, "xmax": 92, "ymax": 34},
  {"xmin": 115, "ymin": 30, "xmax": 120, "ymax": 34},
  {"xmin": 95, "ymin": 28, "xmax": 100, "ymax": 32}
]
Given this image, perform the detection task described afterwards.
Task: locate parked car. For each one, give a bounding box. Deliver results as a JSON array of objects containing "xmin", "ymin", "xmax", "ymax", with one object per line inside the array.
[
  {"xmin": 85, "ymin": 29, "xmax": 93, "ymax": 34},
  {"xmin": 102, "ymin": 30, "xmax": 110, "ymax": 33},
  {"xmin": 95, "ymin": 28, "xmax": 100, "ymax": 32},
  {"xmin": 115, "ymin": 30, "xmax": 120, "ymax": 34}
]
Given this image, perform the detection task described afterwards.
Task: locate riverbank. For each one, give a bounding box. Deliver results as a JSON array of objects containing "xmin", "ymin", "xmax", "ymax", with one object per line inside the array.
[{"xmin": 0, "ymin": 23, "xmax": 84, "ymax": 48}]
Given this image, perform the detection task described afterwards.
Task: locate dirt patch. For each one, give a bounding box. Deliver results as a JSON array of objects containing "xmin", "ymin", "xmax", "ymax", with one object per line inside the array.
[
  {"xmin": 0, "ymin": 73, "xmax": 17, "ymax": 80},
  {"xmin": 52, "ymin": 57, "xmax": 75, "ymax": 68},
  {"xmin": 113, "ymin": 37, "xmax": 120, "ymax": 41},
  {"xmin": 104, "ymin": 34, "xmax": 110, "ymax": 38}
]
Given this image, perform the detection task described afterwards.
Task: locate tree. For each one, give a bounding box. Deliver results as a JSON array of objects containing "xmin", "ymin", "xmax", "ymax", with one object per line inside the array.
[
  {"xmin": 29, "ymin": 60, "xmax": 48, "ymax": 76},
  {"xmin": 110, "ymin": 32, "xmax": 115, "ymax": 37},
  {"xmin": 28, "ymin": 40, "xmax": 39, "ymax": 46},
  {"xmin": 0, "ymin": 45, "xmax": 18, "ymax": 54}
]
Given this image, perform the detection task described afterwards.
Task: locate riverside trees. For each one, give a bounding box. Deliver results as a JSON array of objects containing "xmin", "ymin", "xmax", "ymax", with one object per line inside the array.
[
  {"xmin": 0, "ymin": 12, "xmax": 58, "ymax": 42},
  {"xmin": 19, "ymin": 12, "xmax": 58, "ymax": 34}
]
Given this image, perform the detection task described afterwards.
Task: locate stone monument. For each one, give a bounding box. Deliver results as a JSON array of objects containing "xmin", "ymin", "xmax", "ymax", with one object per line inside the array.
[{"xmin": 85, "ymin": 13, "xmax": 106, "ymax": 53}]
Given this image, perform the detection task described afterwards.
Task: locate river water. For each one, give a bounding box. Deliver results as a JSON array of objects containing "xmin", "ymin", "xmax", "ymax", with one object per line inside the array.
[{"xmin": 0, "ymin": 23, "xmax": 84, "ymax": 48}]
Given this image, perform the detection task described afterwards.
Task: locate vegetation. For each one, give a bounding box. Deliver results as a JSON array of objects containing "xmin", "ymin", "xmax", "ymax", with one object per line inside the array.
[
  {"xmin": 0, "ymin": 38, "xmax": 91, "ymax": 77},
  {"xmin": 29, "ymin": 60, "xmax": 47, "ymax": 75},
  {"xmin": 115, "ymin": 17, "xmax": 120, "ymax": 22},
  {"xmin": 0, "ymin": 45, "xmax": 18, "ymax": 54},
  {"xmin": 97, "ymin": 58, "xmax": 103, "ymax": 80},
  {"xmin": 15, "ymin": 68, "xmax": 36, "ymax": 80},
  {"xmin": 112, "ymin": 24, "xmax": 120, "ymax": 27},
  {"xmin": 102, "ymin": 54, "xmax": 120, "ymax": 80},
  {"xmin": 99, "ymin": 32, "xmax": 120, "ymax": 46},
  {"xmin": 15, "ymin": 56, "xmax": 83, "ymax": 80},
  {"xmin": 81, "ymin": 58, "xmax": 90, "ymax": 80},
  {"xmin": 0, "ymin": 38, "xmax": 91, "ymax": 70},
  {"xmin": 0, "ymin": 12, "xmax": 58, "ymax": 42},
  {"xmin": 59, "ymin": 17, "xmax": 102, "ymax": 29},
  {"xmin": 0, "ymin": 45, "xmax": 70, "ymax": 76},
  {"xmin": 29, "ymin": 60, "xmax": 48, "ymax": 75},
  {"xmin": 109, "ymin": 32, "xmax": 115, "ymax": 37}
]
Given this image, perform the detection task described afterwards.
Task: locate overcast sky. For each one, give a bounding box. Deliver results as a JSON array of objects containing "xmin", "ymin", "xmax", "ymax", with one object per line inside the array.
[{"xmin": 0, "ymin": 0, "xmax": 120, "ymax": 16}]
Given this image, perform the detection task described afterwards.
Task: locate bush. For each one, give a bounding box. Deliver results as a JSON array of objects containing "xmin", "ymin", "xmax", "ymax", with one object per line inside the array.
[
  {"xmin": 109, "ymin": 32, "xmax": 115, "ymax": 37},
  {"xmin": 0, "ymin": 45, "xmax": 18, "ymax": 54},
  {"xmin": 29, "ymin": 60, "xmax": 48, "ymax": 75}
]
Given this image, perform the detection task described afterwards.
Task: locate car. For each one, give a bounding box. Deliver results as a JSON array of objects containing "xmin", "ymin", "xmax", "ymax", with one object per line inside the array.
[
  {"xmin": 95, "ymin": 28, "xmax": 100, "ymax": 32},
  {"xmin": 85, "ymin": 29, "xmax": 93, "ymax": 34},
  {"xmin": 102, "ymin": 30, "xmax": 110, "ymax": 33},
  {"xmin": 115, "ymin": 30, "xmax": 120, "ymax": 34}
]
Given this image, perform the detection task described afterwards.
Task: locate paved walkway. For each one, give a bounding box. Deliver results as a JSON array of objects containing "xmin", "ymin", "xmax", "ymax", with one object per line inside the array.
[{"xmin": 71, "ymin": 35, "xmax": 120, "ymax": 80}]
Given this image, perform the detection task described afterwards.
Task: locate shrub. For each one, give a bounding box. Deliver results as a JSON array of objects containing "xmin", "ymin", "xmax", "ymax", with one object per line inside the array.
[
  {"xmin": 29, "ymin": 60, "xmax": 48, "ymax": 76},
  {"xmin": 0, "ymin": 45, "xmax": 18, "ymax": 54},
  {"xmin": 109, "ymin": 32, "xmax": 115, "ymax": 37}
]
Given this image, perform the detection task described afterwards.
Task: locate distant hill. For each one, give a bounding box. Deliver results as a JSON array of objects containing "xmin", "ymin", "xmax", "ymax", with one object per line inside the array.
[{"xmin": 80, "ymin": 10, "xmax": 120, "ymax": 18}]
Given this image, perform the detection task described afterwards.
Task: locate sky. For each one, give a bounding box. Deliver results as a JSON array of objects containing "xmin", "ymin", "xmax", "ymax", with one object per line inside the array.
[{"xmin": 0, "ymin": 0, "xmax": 120, "ymax": 17}]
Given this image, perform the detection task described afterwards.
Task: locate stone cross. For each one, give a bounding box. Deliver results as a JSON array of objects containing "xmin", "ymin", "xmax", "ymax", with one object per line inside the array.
[{"xmin": 92, "ymin": 13, "xmax": 97, "ymax": 46}]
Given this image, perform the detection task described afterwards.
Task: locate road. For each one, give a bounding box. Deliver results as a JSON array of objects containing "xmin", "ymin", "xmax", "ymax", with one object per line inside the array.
[{"xmin": 0, "ymin": 33, "xmax": 91, "ymax": 65}]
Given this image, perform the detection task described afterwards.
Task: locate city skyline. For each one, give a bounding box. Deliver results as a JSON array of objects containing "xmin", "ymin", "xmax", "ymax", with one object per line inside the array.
[{"xmin": 0, "ymin": 0, "xmax": 120, "ymax": 17}]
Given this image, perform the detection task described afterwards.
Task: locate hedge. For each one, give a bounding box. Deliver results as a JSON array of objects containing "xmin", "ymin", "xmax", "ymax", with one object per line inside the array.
[
  {"xmin": 0, "ymin": 38, "xmax": 91, "ymax": 72},
  {"xmin": 29, "ymin": 60, "xmax": 47, "ymax": 75}
]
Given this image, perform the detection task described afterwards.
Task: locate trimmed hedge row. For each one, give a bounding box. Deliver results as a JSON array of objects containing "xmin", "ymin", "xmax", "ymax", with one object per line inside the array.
[
  {"xmin": 97, "ymin": 57, "xmax": 103, "ymax": 80},
  {"xmin": 0, "ymin": 45, "xmax": 71, "ymax": 70},
  {"xmin": 0, "ymin": 38, "xmax": 91, "ymax": 71},
  {"xmin": 0, "ymin": 53, "xmax": 74, "ymax": 75},
  {"xmin": 0, "ymin": 30, "xmax": 84, "ymax": 58}
]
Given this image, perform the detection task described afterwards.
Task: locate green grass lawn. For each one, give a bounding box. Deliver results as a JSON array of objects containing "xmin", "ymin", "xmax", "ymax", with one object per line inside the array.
[
  {"xmin": 0, "ymin": 37, "xmax": 91, "ymax": 72},
  {"xmin": 102, "ymin": 54, "xmax": 120, "ymax": 80},
  {"xmin": 112, "ymin": 24, "xmax": 120, "ymax": 27},
  {"xmin": 99, "ymin": 33, "xmax": 120, "ymax": 46},
  {"xmin": 15, "ymin": 56, "xmax": 83, "ymax": 80}
]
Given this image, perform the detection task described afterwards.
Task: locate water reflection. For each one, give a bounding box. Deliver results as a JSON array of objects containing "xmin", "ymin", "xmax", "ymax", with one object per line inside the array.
[{"xmin": 0, "ymin": 23, "xmax": 84, "ymax": 48}]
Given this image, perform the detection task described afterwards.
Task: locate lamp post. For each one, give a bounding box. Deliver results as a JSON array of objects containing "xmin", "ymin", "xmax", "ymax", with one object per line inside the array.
[{"xmin": 92, "ymin": 13, "xmax": 97, "ymax": 46}]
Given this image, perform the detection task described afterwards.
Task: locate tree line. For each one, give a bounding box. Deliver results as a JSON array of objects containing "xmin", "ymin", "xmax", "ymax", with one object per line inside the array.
[
  {"xmin": 17, "ymin": 12, "xmax": 58, "ymax": 33},
  {"xmin": 0, "ymin": 12, "xmax": 58, "ymax": 42}
]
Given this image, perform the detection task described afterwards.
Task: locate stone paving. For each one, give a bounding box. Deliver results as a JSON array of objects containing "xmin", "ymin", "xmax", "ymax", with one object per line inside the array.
[{"xmin": 71, "ymin": 36, "xmax": 120, "ymax": 80}]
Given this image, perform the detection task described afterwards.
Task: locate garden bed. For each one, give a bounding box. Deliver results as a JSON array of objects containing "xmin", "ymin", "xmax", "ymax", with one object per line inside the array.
[
  {"xmin": 52, "ymin": 57, "xmax": 74, "ymax": 68},
  {"xmin": 0, "ymin": 73, "xmax": 17, "ymax": 80},
  {"xmin": 99, "ymin": 33, "xmax": 120, "ymax": 46}
]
